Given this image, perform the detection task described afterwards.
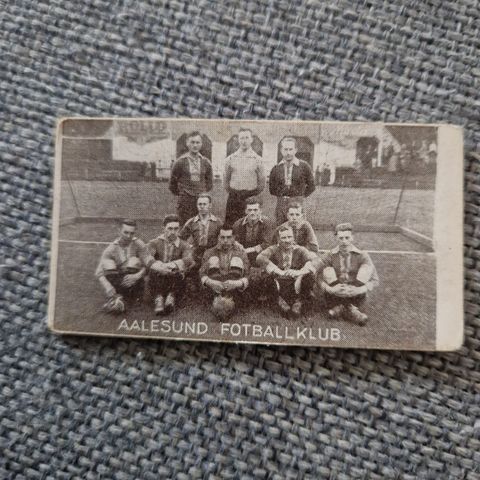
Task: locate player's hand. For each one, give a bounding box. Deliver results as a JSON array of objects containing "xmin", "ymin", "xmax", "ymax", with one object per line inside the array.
[
  {"xmin": 224, "ymin": 279, "xmax": 242, "ymax": 291},
  {"xmin": 334, "ymin": 284, "xmax": 357, "ymax": 298},
  {"xmin": 323, "ymin": 282, "xmax": 348, "ymax": 296},
  {"xmin": 286, "ymin": 269, "xmax": 302, "ymax": 278},
  {"xmin": 207, "ymin": 279, "xmax": 224, "ymax": 294},
  {"xmin": 150, "ymin": 261, "xmax": 163, "ymax": 272},
  {"xmin": 271, "ymin": 268, "xmax": 285, "ymax": 277},
  {"xmin": 121, "ymin": 273, "xmax": 139, "ymax": 288},
  {"xmin": 346, "ymin": 285, "xmax": 367, "ymax": 296},
  {"xmin": 151, "ymin": 261, "xmax": 169, "ymax": 274},
  {"xmin": 327, "ymin": 283, "xmax": 348, "ymax": 297}
]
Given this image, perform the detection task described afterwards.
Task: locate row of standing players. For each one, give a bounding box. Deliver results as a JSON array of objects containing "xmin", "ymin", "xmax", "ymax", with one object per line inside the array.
[
  {"xmin": 96, "ymin": 193, "xmax": 379, "ymax": 325},
  {"xmin": 169, "ymin": 130, "xmax": 316, "ymax": 227}
]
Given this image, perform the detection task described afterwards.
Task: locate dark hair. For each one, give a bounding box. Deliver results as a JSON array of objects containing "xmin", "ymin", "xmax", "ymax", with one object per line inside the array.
[
  {"xmin": 186, "ymin": 130, "xmax": 203, "ymax": 141},
  {"xmin": 281, "ymin": 136, "xmax": 297, "ymax": 148},
  {"xmin": 287, "ymin": 201, "xmax": 302, "ymax": 212},
  {"xmin": 245, "ymin": 197, "xmax": 262, "ymax": 207},
  {"xmin": 278, "ymin": 225, "xmax": 293, "ymax": 234},
  {"xmin": 163, "ymin": 214, "xmax": 180, "ymax": 226},
  {"xmin": 219, "ymin": 224, "xmax": 234, "ymax": 234},
  {"xmin": 121, "ymin": 219, "xmax": 137, "ymax": 228},
  {"xmin": 238, "ymin": 128, "xmax": 253, "ymax": 136},
  {"xmin": 197, "ymin": 193, "xmax": 212, "ymax": 203}
]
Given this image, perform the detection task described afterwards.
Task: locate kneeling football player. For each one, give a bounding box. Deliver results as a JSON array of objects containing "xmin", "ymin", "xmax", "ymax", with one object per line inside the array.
[
  {"xmin": 199, "ymin": 225, "xmax": 249, "ymax": 320},
  {"xmin": 273, "ymin": 201, "xmax": 319, "ymax": 253},
  {"xmin": 232, "ymin": 197, "xmax": 275, "ymax": 302},
  {"xmin": 147, "ymin": 214, "xmax": 194, "ymax": 315},
  {"xmin": 319, "ymin": 223, "xmax": 379, "ymax": 325},
  {"xmin": 179, "ymin": 193, "xmax": 222, "ymax": 291},
  {"xmin": 257, "ymin": 225, "xmax": 319, "ymax": 318},
  {"xmin": 96, "ymin": 219, "xmax": 152, "ymax": 314}
]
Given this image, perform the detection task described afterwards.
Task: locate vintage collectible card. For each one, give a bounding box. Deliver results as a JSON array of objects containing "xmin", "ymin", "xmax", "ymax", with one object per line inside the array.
[{"xmin": 48, "ymin": 118, "xmax": 463, "ymax": 350}]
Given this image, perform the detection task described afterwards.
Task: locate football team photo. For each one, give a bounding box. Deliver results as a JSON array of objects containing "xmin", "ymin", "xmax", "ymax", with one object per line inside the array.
[{"xmin": 48, "ymin": 118, "xmax": 463, "ymax": 350}]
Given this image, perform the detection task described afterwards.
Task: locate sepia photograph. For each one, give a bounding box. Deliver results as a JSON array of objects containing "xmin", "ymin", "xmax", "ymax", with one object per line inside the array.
[{"xmin": 48, "ymin": 118, "xmax": 463, "ymax": 350}]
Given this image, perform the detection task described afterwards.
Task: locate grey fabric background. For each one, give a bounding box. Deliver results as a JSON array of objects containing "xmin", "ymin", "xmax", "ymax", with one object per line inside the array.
[{"xmin": 1, "ymin": 1, "xmax": 479, "ymax": 478}]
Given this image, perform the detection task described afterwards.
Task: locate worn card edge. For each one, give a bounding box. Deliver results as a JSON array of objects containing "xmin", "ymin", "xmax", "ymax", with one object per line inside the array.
[
  {"xmin": 47, "ymin": 118, "xmax": 465, "ymax": 351},
  {"xmin": 434, "ymin": 125, "xmax": 464, "ymax": 351},
  {"xmin": 47, "ymin": 119, "xmax": 65, "ymax": 330}
]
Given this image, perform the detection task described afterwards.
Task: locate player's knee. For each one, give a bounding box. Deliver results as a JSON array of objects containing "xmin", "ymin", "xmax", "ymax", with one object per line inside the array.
[
  {"xmin": 356, "ymin": 264, "xmax": 373, "ymax": 283},
  {"xmin": 228, "ymin": 256, "xmax": 244, "ymax": 279},
  {"xmin": 125, "ymin": 257, "xmax": 142, "ymax": 274},
  {"xmin": 323, "ymin": 266, "xmax": 337, "ymax": 285},
  {"xmin": 102, "ymin": 259, "xmax": 119, "ymax": 275},
  {"xmin": 207, "ymin": 256, "xmax": 221, "ymax": 279}
]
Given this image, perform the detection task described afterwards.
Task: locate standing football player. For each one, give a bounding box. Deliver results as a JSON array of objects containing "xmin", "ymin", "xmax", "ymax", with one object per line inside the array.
[
  {"xmin": 169, "ymin": 131, "xmax": 213, "ymax": 225},
  {"xmin": 224, "ymin": 128, "xmax": 265, "ymax": 226}
]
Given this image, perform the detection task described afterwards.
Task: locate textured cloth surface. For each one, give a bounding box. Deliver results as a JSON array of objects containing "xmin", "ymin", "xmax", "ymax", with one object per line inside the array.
[{"xmin": 1, "ymin": 1, "xmax": 479, "ymax": 479}]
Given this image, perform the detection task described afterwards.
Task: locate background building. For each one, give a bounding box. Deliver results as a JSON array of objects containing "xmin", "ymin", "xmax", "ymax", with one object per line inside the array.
[{"xmin": 61, "ymin": 120, "xmax": 436, "ymax": 189}]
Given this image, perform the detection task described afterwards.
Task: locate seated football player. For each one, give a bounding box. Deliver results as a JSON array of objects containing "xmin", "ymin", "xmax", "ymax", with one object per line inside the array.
[
  {"xmin": 147, "ymin": 214, "xmax": 194, "ymax": 315},
  {"xmin": 257, "ymin": 225, "xmax": 319, "ymax": 318},
  {"xmin": 273, "ymin": 202, "xmax": 319, "ymax": 253},
  {"xmin": 95, "ymin": 219, "xmax": 152, "ymax": 314},
  {"xmin": 199, "ymin": 225, "xmax": 250, "ymax": 320},
  {"xmin": 179, "ymin": 193, "xmax": 222, "ymax": 289},
  {"xmin": 232, "ymin": 197, "xmax": 274, "ymax": 301},
  {"xmin": 318, "ymin": 223, "xmax": 379, "ymax": 325}
]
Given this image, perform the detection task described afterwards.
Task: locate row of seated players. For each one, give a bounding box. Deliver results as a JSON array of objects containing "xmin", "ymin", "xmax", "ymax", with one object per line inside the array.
[{"xmin": 96, "ymin": 195, "xmax": 379, "ymax": 325}]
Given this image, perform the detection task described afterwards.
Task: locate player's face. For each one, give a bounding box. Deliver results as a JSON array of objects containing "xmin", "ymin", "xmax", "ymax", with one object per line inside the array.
[
  {"xmin": 197, "ymin": 197, "xmax": 211, "ymax": 215},
  {"xmin": 245, "ymin": 203, "xmax": 260, "ymax": 222},
  {"xmin": 238, "ymin": 131, "xmax": 253, "ymax": 150},
  {"xmin": 187, "ymin": 135, "xmax": 203, "ymax": 154},
  {"xmin": 337, "ymin": 231, "xmax": 353, "ymax": 250},
  {"xmin": 279, "ymin": 229, "xmax": 294, "ymax": 251},
  {"xmin": 281, "ymin": 141, "xmax": 296, "ymax": 162},
  {"xmin": 287, "ymin": 207, "xmax": 302, "ymax": 226},
  {"xmin": 218, "ymin": 229, "xmax": 234, "ymax": 250},
  {"xmin": 119, "ymin": 224, "xmax": 136, "ymax": 244},
  {"xmin": 164, "ymin": 222, "xmax": 180, "ymax": 242}
]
